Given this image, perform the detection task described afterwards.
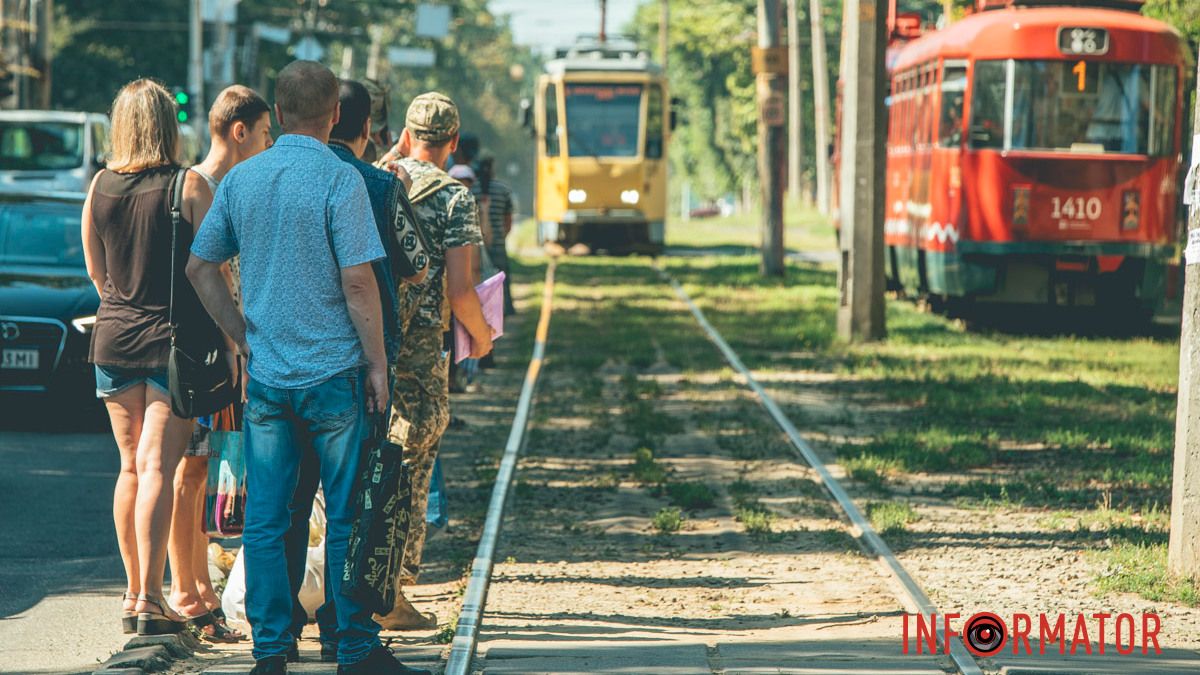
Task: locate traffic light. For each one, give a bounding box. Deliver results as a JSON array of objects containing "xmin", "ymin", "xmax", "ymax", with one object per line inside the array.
[{"xmin": 172, "ymin": 87, "xmax": 191, "ymax": 123}]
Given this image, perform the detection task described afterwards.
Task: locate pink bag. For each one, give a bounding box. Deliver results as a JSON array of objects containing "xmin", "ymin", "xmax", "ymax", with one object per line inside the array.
[{"xmin": 453, "ymin": 272, "xmax": 505, "ymax": 363}]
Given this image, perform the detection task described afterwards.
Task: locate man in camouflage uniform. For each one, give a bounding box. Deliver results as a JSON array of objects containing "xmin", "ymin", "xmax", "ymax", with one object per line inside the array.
[{"xmin": 374, "ymin": 92, "xmax": 494, "ymax": 629}]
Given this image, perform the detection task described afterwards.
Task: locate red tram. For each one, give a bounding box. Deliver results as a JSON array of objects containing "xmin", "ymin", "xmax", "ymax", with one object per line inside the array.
[{"xmin": 847, "ymin": 0, "xmax": 1192, "ymax": 315}]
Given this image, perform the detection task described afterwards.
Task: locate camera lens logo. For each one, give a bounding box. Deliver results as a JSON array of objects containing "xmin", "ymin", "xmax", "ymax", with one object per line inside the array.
[{"xmin": 964, "ymin": 613, "xmax": 1006, "ymax": 657}]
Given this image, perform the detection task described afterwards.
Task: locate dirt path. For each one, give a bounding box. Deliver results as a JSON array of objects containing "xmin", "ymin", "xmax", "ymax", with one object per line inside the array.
[{"xmin": 471, "ymin": 263, "xmax": 951, "ymax": 674}]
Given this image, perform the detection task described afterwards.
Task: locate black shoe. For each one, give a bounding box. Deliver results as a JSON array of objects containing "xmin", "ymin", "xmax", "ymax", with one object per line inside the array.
[
  {"xmin": 336, "ymin": 645, "xmax": 431, "ymax": 675},
  {"xmin": 320, "ymin": 641, "xmax": 337, "ymax": 663},
  {"xmin": 249, "ymin": 655, "xmax": 288, "ymax": 675},
  {"xmin": 285, "ymin": 644, "xmax": 300, "ymax": 663}
]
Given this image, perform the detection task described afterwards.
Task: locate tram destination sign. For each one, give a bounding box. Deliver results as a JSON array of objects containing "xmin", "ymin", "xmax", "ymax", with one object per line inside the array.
[{"xmin": 1057, "ymin": 27, "xmax": 1109, "ymax": 56}]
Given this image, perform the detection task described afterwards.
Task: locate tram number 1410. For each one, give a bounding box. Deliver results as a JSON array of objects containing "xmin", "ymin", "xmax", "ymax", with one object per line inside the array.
[{"xmin": 1051, "ymin": 196, "xmax": 1102, "ymax": 221}]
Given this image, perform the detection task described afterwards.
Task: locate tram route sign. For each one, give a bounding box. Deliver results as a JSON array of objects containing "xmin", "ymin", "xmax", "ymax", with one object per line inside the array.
[
  {"xmin": 752, "ymin": 47, "xmax": 789, "ymax": 75},
  {"xmin": 1057, "ymin": 27, "xmax": 1109, "ymax": 56}
]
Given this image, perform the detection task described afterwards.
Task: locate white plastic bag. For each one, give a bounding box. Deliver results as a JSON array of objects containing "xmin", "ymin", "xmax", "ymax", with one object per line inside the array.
[{"xmin": 221, "ymin": 492, "xmax": 328, "ymax": 622}]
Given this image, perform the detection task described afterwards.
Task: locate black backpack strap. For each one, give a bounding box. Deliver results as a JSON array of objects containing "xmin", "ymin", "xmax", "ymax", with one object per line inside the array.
[{"xmin": 167, "ymin": 168, "xmax": 188, "ymax": 329}]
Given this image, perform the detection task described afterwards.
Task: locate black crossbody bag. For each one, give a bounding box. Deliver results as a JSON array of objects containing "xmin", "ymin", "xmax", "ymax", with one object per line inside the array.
[{"xmin": 166, "ymin": 168, "xmax": 236, "ymax": 418}]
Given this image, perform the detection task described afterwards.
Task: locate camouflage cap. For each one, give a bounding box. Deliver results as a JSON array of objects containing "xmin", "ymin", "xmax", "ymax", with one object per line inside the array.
[{"xmin": 406, "ymin": 91, "xmax": 459, "ymax": 143}]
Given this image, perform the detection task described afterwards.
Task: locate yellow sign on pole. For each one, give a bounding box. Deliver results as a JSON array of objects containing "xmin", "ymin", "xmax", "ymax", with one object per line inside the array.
[{"xmin": 752, "ymin": 46, "xmax": 789, "ymax": 75}]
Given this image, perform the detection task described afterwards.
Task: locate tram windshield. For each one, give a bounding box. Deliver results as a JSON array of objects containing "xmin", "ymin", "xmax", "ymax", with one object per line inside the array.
[
  {"xmin": 969, "ymin": 60, "xmax": 1176, "ymax": 156},
  {"xmin": 564, "ymin": 83, "xmax": 643, "ymax": 158}
]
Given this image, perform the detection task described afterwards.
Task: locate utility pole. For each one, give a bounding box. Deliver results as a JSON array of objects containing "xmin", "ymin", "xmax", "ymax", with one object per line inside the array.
[
  {"xmin": 658, "ymin": 0, "xmax": 669, "ymax": 70},
  {"xmin": 756, "ymin": 0, "xmax": 786, "ymax": 276},
  {"xmin": 835, "ymin": 0, "xmax": 886, "ymax": 341},
  {"xmin": 188, "ymin": 0, "xmax": 204, "ymax": 137},
  {"xmin": 599, "ymin": 0, "xmax": 607, "ymax": 43},
  {"xmin": 1169, "ymin": 50, "xmax": 1200, "ymax": 580},
  {"xmin": 786, "ymin": 0, "xmax": 806, "ymax": 203},
  {"xmin": 809, "ymin": 0, "xmax": 832, "ymax": 215},
  {"xmin": 34, "ymin": 0, "xmax": 50, "ymax": 108}
]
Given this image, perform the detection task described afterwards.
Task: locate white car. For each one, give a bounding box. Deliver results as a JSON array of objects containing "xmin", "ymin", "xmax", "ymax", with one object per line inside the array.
[{"xmin": 0, "ymin": 110, "xmax": 110, "ymax": 194}]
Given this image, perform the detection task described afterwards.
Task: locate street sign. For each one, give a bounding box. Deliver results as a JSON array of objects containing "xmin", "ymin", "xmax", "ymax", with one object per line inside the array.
[
  {"xmin": 762, "ymin": 91, "xmax": 785, "ymax": 127},
  {"xmin": 294, "ymin": 36, "xmax": 325, "ymax": 62},
  {"xmin": 388, "ymin": 47, "xmax": 437, "ymax": 68},
  {"xmin": 415, "ymin": 4, "xmax": 452, "ymax": 39},
  {"xmin": 751, "ymin": 46, "xmax": 789, "ymax": 75},
  {"xmin": 254, "ymin": 22, "xmax": 291, "ymax": 45},
  {"xmin": 201, "ymin": 0, "xmax": 238, "ymax": 24}
]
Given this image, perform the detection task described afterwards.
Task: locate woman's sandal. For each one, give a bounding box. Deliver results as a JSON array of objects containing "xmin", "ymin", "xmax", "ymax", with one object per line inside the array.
[
  {"xmin": 185, "ymin": 611, "xmax": 244, "ymax": 643},
  {"xmin": 209, "ymin": 607, "xmax": 245, "ymax": 640},
  {"xmin": 136, "ymin": 595, "xmax": 185, "ymax": 636},
  {"xmin": 120, "ymin": 592, "xmax": 137, "ymax": 634}
]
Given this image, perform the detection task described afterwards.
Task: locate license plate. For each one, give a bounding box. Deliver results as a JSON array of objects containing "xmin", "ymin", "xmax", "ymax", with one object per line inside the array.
[{"xmin": 1, "ymin": 348, "xmax": 39, "ymax": 370}]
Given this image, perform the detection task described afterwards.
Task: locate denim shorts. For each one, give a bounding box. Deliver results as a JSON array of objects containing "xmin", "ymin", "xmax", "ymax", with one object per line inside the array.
[{"xmin": 94, "ymin": 364, "xmax": 170, "ymax": 399}]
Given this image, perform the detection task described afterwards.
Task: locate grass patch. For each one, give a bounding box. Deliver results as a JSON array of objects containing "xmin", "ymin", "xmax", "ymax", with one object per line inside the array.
[
  {"xmin": 867, "ymin": 501, "xmax": 920, "ymax": 534},
  {"xmin": 1092, "ymin": 542, "xmax": 1200, "ymax": 607},
  {"xmin": 666, "ymin": 481, "xmax": 717, "ymax": 510},
  {"xmin": 433, "ymin": 611, "xmax": 458, "ymax": 644},
  {"xmin": 842, "ymin": 455, "xmax": 898, "ymax": 490},
  {"xmin": 653, "ymin": 507, "xmax": 684, "ymax": 534},
  {"xmin": 631, "ymin": 447, "xmax": 669, "ymax": 485},
  {"xmin": 735, "ymin": 505, "xmax": 775, "ymax": 537}
]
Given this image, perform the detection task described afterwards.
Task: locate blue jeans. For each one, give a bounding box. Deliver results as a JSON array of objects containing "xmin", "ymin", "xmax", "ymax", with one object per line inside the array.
[
  {"xmin": 243, "ymin": 368, "xmax": 379, "ymax": 664},
  {"xmin": 286, "ymin": 443, "xmax": 338, "ymax": 649}
]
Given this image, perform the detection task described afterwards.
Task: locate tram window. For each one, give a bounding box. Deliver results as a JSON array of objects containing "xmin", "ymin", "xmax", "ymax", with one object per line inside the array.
[
  {"xmin": 544, "ymin": 84, "xmax": 561, "ymax": 156},
  {"xmin": 645, "ymin": 86, "xmax": 664, "ymax": 159},
  {"xmin": 971, "ymin": 59, "xmax": 1174, "ymax": 155},
  {"xmin": 938, "ymin": 66, "xmax": 967, "ymax": 147},
  {"xmin": 969, "ymin": 60, "xmax": 1008, "ymax": 149},
  {"xmin": 564, "ymin": 83, "xmax": 644, "ymax": 158}
]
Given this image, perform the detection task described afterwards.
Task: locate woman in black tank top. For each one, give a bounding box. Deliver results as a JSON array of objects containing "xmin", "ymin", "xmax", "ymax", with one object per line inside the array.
[{"xmin": 81, "ymin": 79, "xmax": 223, "ymax": 636}]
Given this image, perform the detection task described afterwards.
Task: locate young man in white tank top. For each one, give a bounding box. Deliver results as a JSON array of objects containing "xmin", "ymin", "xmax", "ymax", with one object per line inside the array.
[{"xmin": 167, "ymin": 84, "xmax": 273, "ymax": 644}]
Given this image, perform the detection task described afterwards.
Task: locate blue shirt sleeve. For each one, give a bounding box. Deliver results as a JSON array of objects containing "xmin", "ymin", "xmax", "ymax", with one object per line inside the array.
[
  {"xmin": 191, "ymin": 180, "xmax": 238, "ymax": 263},
  {"xmin": 329, "ymin": 170, "xmax": 386, "ymax": 269}
]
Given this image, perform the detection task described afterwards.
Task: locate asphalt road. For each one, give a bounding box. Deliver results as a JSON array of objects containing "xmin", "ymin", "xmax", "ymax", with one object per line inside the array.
[{"xmin": 0, "ymin": 396, "xmax": 129, "ymax": 674}]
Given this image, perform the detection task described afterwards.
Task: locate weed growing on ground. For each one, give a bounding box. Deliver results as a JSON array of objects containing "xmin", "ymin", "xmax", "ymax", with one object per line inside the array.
[
  {"xmin": 867, "ymin": 501, "xmax": 920, "ymax": 534},
  {"xmin": 735, "ymin": 505, "xmax": 775, "ymax": 537},
  {"xmin": 666, "ymin": 481, "xmax": 717, "ymax": 510},
  {"xmin": 433, "ymin": 612, "xmax": 458, "ymax": 644},
  {"xmin": 632, "ymin": 447, "xmax": 669, "ymax": 485},
  {"xmin": 1092, "ymin": 542, "xmax": 1200, "ymax": 607},
  {"xmin": 653, "ymin": 507, "xmax": 684, "ymax": 533},
  {"xmin": 842, "ymin": 455, "xmax": 898, "ymax": 490}
]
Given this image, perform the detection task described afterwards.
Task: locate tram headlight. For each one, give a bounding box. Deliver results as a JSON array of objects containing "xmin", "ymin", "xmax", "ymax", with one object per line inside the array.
[
  {"xmin": 620, "ymin": 189, "xmax": 640, "ymax": 205},
  {"xmin": 1121, "ymin": 190, "xmax": 1140, "ymax": 231},
  {"xmin": 568, "ymin": 189, "xmax": 587, "ymax": 204}
]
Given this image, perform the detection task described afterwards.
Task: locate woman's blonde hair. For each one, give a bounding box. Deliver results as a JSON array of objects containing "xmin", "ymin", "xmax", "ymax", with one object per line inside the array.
[{"xmin": 107, "ymin": 79, "xmax": 180, "ymax": 172}]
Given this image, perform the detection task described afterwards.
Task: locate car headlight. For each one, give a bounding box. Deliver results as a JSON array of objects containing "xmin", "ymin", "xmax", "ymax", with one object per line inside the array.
[
  {"xmin": 568, "ymin": 189, "xmax": 587, "ymax": 204},
  {"xmin": 620, "ymin": 189, "xmax": 640, "ymax": 205},
  {"xmin": 72, "ymin": 315, "xmax": 97, "ymax": 333}
]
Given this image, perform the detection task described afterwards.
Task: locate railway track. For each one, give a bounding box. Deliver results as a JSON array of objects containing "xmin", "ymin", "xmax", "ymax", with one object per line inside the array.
[{"xmin": 442, "ymin": 257, "xmax": 980, "ymax": 675}]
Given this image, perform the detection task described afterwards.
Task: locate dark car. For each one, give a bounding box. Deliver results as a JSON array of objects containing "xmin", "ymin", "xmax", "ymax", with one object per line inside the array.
[{"xmin": 0, "ymin": 191, "xmax": 98, "ymax": 398}]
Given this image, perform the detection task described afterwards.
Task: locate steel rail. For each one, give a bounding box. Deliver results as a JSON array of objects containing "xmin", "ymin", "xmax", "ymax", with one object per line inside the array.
[
  {"xmin": 660, "ymin": 268, "xmax": 984, "ymax": 675},
  {"xmin": 444, "ymin": 260, "xmax": 557, "ymax": 675}
]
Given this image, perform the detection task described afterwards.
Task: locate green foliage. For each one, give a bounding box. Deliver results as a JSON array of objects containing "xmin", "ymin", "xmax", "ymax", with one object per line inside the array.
[
  {"xmin": 652, "ymin": 506, "xmax": 684, "ymax": 533},
  {"xmin": 632, "ymin": 447, "xmax": 669, "ymax": 485},
  {"xmin": 1093, "ymin": 542, "xmax": 1200, "ymax": 607},
  {"xmin": 51, "ymin": 1, "xmax": 537, "ymax": 200},
  {"xmin": 866, "ymin": 501, "xmax": 920, "ymax": 534},
  {"xmin": 1145, "ymin": 0, "xmax": 1200, "ymax": 45},
  {"xmin": 628, "ymin": 0, "xmax": 843, "ymax": 203},
  {"xmin": 666, "ymin": 481, "xmax": 717, "ymax": 510}
]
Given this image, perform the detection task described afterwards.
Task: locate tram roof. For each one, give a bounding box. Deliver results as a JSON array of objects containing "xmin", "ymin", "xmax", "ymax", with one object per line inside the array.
[
  {"xmin": 544, "ymin": 38, "xmax": 662, "ymax": 76},
  {"xmin": 890, "ymin": 6, "xmax": 1187, "ymax": 71}
]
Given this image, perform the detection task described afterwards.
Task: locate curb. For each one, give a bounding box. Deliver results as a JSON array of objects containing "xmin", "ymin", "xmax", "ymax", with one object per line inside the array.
[{"xmin": 92, "ymin": 631, "xmax": 209, "ymax": 674}]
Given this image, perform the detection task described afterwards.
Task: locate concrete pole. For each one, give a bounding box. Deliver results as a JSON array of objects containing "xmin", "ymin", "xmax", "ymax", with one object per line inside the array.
[
  {"xmin": 835, "ymin": 0, "xmax": 886, "ymax": 341},
  {"xmin": 1169, "ymin": 51, "xmax": 1200, "ymax": 580},
  {"xmin": 786, "ymin": 0, "xmax": 805, "ymax": 203},
  {"xmin": 758, "ymin": 0, "xmax": 786, "ymax": 276},
  {"xmin": 35, "ymin": 0, "xmax": 49, "ymax": 108},
  {"xmin": 188, "ymin": 0, "xmax": 204, "ymax": 137},
  {"xmin": 809, "ymin": 0, "xmax": 832, "ymax": 215}
]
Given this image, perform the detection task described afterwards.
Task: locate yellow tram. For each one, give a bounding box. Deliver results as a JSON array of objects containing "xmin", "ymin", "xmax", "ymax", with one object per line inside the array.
[{"xmin": 529, "ymin": 39, "xmax": 671, "ymax": 255}]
